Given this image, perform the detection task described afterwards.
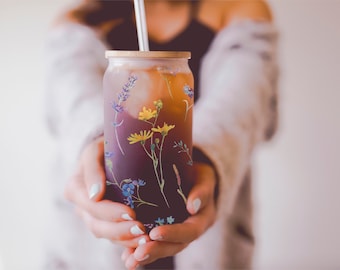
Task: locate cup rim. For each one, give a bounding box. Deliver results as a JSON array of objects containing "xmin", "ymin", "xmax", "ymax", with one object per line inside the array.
[{"xmin": 105, "ymin": 50, "xmax": 191, "ymax": 59}]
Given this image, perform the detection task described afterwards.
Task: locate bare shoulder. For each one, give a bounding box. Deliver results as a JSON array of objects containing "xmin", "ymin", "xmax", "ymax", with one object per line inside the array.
[
  {"xmin": 197, "ymin": 0, "xmax": 273, "ymax": 31},
  {"xmin": 222, "ymin": 0, "xmax": 273, "ymax": 26},
  {"xmin": 196, "ymin": 0, "xmax": 226, "ymax": 32}
]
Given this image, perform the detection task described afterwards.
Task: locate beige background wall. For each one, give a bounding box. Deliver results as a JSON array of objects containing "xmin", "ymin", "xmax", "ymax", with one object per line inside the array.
[
  {"xmin": 0, "ymin": 0, "xmax": 339, "ymax": 269},
  {"xmin": 254, "ymin": 1, "xmax": 340, "ymax": 268}
]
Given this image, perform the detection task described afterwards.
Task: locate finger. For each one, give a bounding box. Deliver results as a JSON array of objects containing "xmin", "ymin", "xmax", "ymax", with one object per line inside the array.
[
  {"xmin": 66, "ymin": 172, "xmax": 136, "ymax": 222},
  {"xmin": 121, "ymin": 247, "xmax": 134, "ymax": 262},
  {"xmin": 80, "ymin": 210, "xmax": 146, "ymax": 241},
  {"xmin": 187, "ymin": 163, "xmax": 216, "ymax": 215},
  {"xmin": 82, "ymin": 136, "xmax": 106, "ymax": 201},
  {"xmin": 149, "ymin": 198, "xmax": 216, "ymax": 243},
  {"xmin": 118, "ymin": 235, "xmax": 150, "ymax": 249},
  {"xmin": 125, "ymin": 241, "xmax": 187, "ymax": 269},
  {"xmin": 64, "ymin": 161, "xmax": 83, "ymax": 202}
]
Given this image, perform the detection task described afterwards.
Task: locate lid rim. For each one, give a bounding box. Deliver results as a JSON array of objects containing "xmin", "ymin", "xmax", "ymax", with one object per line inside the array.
[{"xmin": 105, "ymin": 50, "xmax": 191, "ymax": 59}]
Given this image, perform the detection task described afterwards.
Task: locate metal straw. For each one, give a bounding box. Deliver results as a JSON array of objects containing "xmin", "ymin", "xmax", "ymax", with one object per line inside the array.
[{"xmin": 133, "ymin": 0, "xmax": 149, "ymax": 51}]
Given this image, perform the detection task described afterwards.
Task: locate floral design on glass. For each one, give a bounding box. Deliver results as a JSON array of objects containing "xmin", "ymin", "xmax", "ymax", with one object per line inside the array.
[
  {"xmin": 105, "ymin": 157, "xmax": 157, "ymax": 208},
  {"xmin": 182, "ymin": 84, "xmax": 194, "ymax": 121},
  {"xmin": 144, "ymin": 216, "xmax": 176, "ymax": 230},
  {"xmin": 183, "ymin": 84, "xmax": 194, "ymax": 99},
  {"xmin": 111, "ymin": 75, "xmax": 138, "ymax": 155},
  {"xmin": 173, "ymin": 140, "xmax": 193, "ymax": 166},
  {"xmin": 172, "ymin": 164, "xmax": 187, "ymax": 205},
  {"xmin": 155, "ymin": 216, "xmax": 176, "ymax": 226},
  {"xmin": 127, "ymin": 99, "xmax": 182, "ymax": 208}
]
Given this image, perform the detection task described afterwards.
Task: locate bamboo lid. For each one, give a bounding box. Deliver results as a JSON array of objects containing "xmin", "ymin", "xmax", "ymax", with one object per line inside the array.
[{"xmin": 105, "ymin": 50, "xmax": 191, "ymax": 59}]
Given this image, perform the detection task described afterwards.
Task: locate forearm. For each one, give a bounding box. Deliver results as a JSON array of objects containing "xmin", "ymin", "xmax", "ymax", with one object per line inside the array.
[
  {"xmin": 43, "ymin": 22, "xmax": 108, "ymax": 167},
  {"xmin": 193, "ymin": 19, "xmax": 279, "ymax": 215}
]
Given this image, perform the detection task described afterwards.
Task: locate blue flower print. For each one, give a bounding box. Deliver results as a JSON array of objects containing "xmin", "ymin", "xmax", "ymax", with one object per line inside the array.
[
  {"xmin": 131, "ymin": 179, "xmax": 146, "ymax": 187},
  {"xmin": 183, "ymin": 84, "xmax": 194, "ymax": 99},
  {"xmin": 155, "ymin": 217, "xmax": 165, "ymax": 226},
  {"xmin": 104, "ymin": 151, "xmax": 114, "ymax": 158},
  {"xmin": 166, "ymin": 216, "xmax": 175, "ymax": 224},
  {"xmin": 137, "ymin": 179, "xmax": 146, "ymax": 186},
  {"xmin": 126, "ymin": 196, "xmax": 134, "ymax": 209},
  {"xmin": 122, "ymin": 183, "xmax": 135, "ymax": 197}
]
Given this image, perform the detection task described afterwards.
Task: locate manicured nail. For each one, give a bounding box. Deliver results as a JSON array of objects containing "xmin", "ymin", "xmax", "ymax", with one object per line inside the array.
[
  {"xmin": 193, "ymin": 198, "xmax": 201, "ymax": 214},
  {"xmin": 130, "ymin": 225, "xmax": 144, "ymax": 235},
  {"xmin": 138, "ymin": 238, "xmax": 147, "ymax": 246},
  {"xmin": 121, "ymin": 213, "xmax": 133, "ymax": 221},
  {"xmin": 136, "ymin": 254, "xmax": 150, "ymax": 262},
  {"xmin": 149, "ymin": 232, "xmax": 163, "ymax": 241},
  {"xmin": 89, "ymin": 184, "xmax": 101, "ymax": 199}
]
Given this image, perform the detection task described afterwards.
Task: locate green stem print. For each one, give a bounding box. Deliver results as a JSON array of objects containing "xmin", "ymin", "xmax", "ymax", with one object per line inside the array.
[
  {"xmin": 156, "ymin": 133, "xmax": 169, "ymax": 208},
  {"xmin": 105, "ymin": 158, "xmax": 157, "ymax": 208},
  {"xmin": 127, "ymin": 99, "xmax": 176, "ymax": 208},
  {"xmin": 173, "ymin": 140, "xmax": 193, "ymax": 166},
  {"xmin": 161, "ymin": 74, "xmax": 174, "ymax": 99},
  {"xmin": 173, "ymin": 164, "xmax": 187, "ymax": 205},
  {"xmin": 182, "ymin": 99, "xmax": 193, "ymax": 121},
  {"xmin": 182, "ymin": 84, "xmax": 194, "ymax": 121},
  {"xmin": 141, "ymin": 141, "xmax": 168, "ymax": 207}
]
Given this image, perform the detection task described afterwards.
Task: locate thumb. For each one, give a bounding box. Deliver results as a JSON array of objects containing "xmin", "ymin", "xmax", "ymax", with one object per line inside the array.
[
  {"xmin": 81, "ymin": 136, "xmax": 106, "ymax": 201},
  {"xmin": 186, "ymin": 163, "xmax": 216, "ymax": 215}
]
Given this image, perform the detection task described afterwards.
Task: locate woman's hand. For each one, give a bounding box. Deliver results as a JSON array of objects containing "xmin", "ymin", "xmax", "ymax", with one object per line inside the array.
[
  {"xmin": 64, "ymin": 136, "xmax": 150, "ymax": 248},
  {"xmin": 122, "ymin": 163, "xmax": 217, "ymax": 270},
  {"xmin": 64, "ymin": 135, "xmax": 217, "ymax": 269}
]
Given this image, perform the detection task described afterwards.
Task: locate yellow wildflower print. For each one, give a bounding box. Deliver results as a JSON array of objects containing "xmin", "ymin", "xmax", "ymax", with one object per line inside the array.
[
  {"xmin": 128, "ymin": 130, "xmax": 153, "ymax": 144},
  {"xmin": 152, "ymin": 123, "xmax": 175, "ymax": 136},
  {"xmin": 153, "ymin": 99, "xmax": 163, "ymax": 109},
  {"xmin": 138, "ymin": 107, "xmax": 157, "ymax": 121}
]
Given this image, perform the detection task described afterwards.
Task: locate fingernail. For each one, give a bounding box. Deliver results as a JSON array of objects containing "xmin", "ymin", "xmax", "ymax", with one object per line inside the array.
[
  {"xmin": 130, "ymin": 225, "xmax": 144, "ymax": 235},
  {"xmin": 121, "ymin": 213, "xmax": 133, "ymax": 221},
  {"xmin": 135, "ymin": 254, "xmax": 150, "ymax": 262},
  {"xmin": 138, "ymin": 237, "xmax": 147, "ymax": 246},
  {"xmin": 193, "ymin": 198, "xmax": 201, "ymax": 214},
  {"xmin": 149, "ymin": 233, "xmax": 163, "ymax": 241},
  {"xmin": 89, "ymin": 184, "xmax": 101, "ymax": 199}
]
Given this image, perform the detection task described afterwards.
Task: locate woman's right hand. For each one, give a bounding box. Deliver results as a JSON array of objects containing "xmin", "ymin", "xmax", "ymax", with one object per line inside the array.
[{"xmin": 64, "ymin": 136, "xmax": 150, "ymax": 248}]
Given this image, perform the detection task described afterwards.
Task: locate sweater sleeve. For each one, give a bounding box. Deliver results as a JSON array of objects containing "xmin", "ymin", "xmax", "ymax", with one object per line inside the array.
[
  {"xmin": 193, "ymin": 20, "xmax": 279, "ymax": 216},
  {"xmin": 43, "ymin": 22, "xmax": 108, "ymax": 169}
]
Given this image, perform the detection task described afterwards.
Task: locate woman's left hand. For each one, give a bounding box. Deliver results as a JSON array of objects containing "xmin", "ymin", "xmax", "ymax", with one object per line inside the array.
[{"xmin": 121, "ymin": 163, "xmax": 217, "ymax": 270}]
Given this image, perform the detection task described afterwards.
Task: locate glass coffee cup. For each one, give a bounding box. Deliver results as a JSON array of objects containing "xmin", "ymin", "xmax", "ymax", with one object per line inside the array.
[{"xmin": 103, "ymin": 51, "xmax": 194, "ymax": 231}]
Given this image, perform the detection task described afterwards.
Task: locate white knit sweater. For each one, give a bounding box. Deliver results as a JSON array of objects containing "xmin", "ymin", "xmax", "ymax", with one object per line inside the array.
[{"xmin": 43, "ymin": 19, "xmax": 278, "ymax": 270}]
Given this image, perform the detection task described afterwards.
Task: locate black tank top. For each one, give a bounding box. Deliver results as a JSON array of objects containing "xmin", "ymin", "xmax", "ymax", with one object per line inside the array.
[
  {"xmin": 106, "ymin": 18, "xmax": 214, "ymax": 270},
  {"xmin": 106, "ymin": 18, "xmax": 215, "ymax": 101}
]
